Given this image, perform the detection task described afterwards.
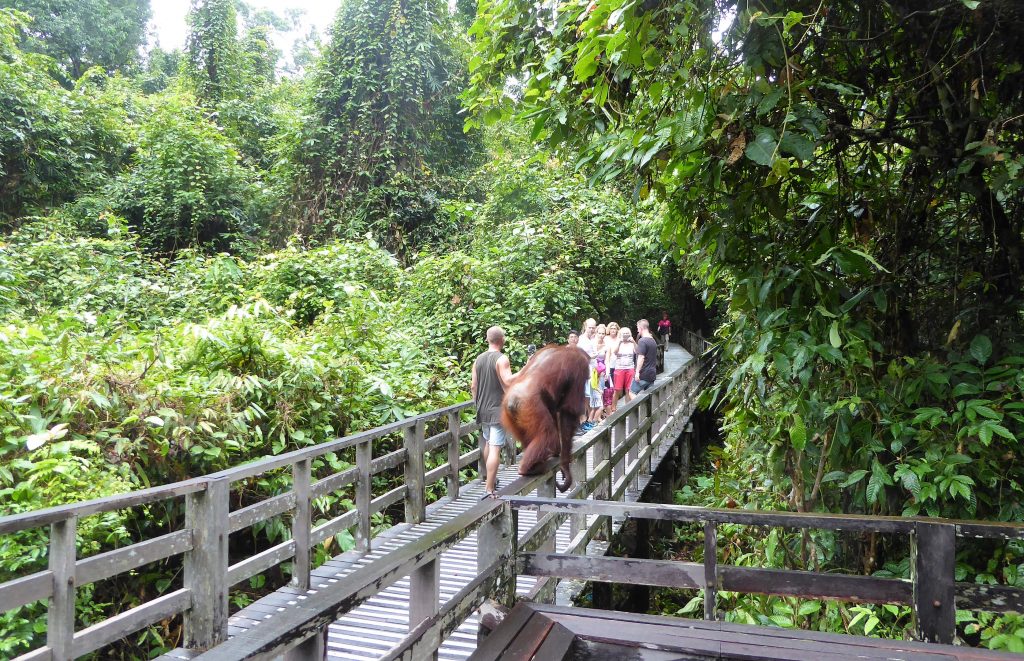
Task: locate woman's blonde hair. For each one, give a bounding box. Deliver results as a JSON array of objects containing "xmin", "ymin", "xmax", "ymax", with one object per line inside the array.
[{"xmin": 619, "ymin": 327, "xmax": 633, "ymax": 340}]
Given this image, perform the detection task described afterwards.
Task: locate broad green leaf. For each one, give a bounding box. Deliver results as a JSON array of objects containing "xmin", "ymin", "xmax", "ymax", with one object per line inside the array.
[
  {"xmin": 829, "ymin": 321, "xmax": 842, "ymax": 348},
  {"xmin": 779, "ymin": 131, "xmax": 815, "ymax": 162},
  {"xmin": 790, "ymin": 413, "xmax": 806, "ymax": 451},
  {"xmin": 970, "ymin": 334, "xmax": 992, "ymax": 364},
  {"xmin": 961, "ymin": 0, "xmax": 981, "ymax": 8},
  {"xmin": 798, "ymin": 600, "xmax": 821, "ymax": 616},
  {"xmin": 841, "ymin": 469, "xmax": 868, "ymax": 488},
  {"xmin": 744, "ymin": 126, "xmax": 777, "ymax": 166}
]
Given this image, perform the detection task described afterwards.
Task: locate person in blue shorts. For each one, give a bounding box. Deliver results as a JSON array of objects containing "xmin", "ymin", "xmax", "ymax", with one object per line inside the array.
[{"xmin": 471, "ymin": 326, "xmax": 515, "ymax": 499}]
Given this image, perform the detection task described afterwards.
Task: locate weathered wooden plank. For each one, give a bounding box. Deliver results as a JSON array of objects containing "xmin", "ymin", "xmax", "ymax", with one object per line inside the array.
[
  {"xmin": 525, "ymin": 605, "xmax": 971, "ymax": 661},
  {"xmin": 957, "ymin": 583, "xmax": 1024, "ymax": 613},
  {"xmin": 423, "ymin": 429, "xmax": 451, "ymax": 453},
  {"xmin": 447, "ymin": 411, "xmax": 462, "ymax": 501},
  {"xmin": 405, "ymin": 419, "xmax": 426, "ymax": 524},
  {"xmin": 309, "ymin": 467, "xmax": 357, "ymax": 500},
  {"xmin": 370, "ymin": 485, "xmax": 406, "ymax": 515},
  {"xmin": 193, "ymin": 499, "xmax": 505, "ymax": 660},
  {"xmin": 184, "ymin": 477, "xmax": 229, "ymax": 650},
  {"xmin": 498, "ymin": 611, "xmax": 558, "ymax": 660},
  {"xmin": 367, "ymin": 447, "xmax": 407, "ymax": 477},
  {"xmin": 76, "ymin": 529, "xmax": 193, "ymax": 587},
  {"xmin": 507, "ymin": 496, "xmax": 921, "ymax": 534},
  {"xmin": 528, "ymin": 621, "xmax": 576, "ymax": 661},
  {"xmin": 958, "ymin": 522, "xmax": 1024, "ymax": 540},
  {"xmin": 460, "ymin": 448, "xmax": 482, "ymax": 470},
  {"xmin": 214, "ymin": 403, "xmax": 473, "ymax": 484},
  {"xmin": 719, "ymin": 566, "xmax": 913, "ymax": 605},
  {"xmin": 0, "ymin": 479, "xmax": 208, "ymax": 536},
  {"xmin": 704, "ymin": 520, "xmax": 717, "ymax": 620},
  {"xmin": 72, "ymin": 588, "xmax": 191, "ymax": 657},
  {"xmin": 0, "ymin": 569, "xmax": 52, "ymax": 611},
  {"xmin": 914, "ymin": 522, "xmax": 956, "ymax": 644},
  {"xmin": 226, "ymin": 539, "xmax": 296, "ymax": 586},
  {"xmin": 468, "ymin": 603, "xmax": 542, "ymax": 661},
  {"xmin": 156, "ymin": 648, "xmax": 199, "ymax": 660},
  {"xmin": 518, "ymin": 553, "xmax": 704, "ymax": 589},
  {"xmin": 518, "ymin": 511, "xmax": 565, "ymax": 554},
  {"xmin": 477, "ymin": 502, "xmax": 516, "ymax": 615},
  {"xmin": 292, "ymin": 459, "xmax": 312, "ymax": 591},
  {"xmin": 309, "ymin": 509, "xmax": 358, "ymax": 548},
  {"xmin": 47, "ymin": 516, "xmax": 76, "ymax": 660},
  {"xmin": 356, "ymin": 439, "xmax": 372, "ymax": 554},
  {"xmin": 229, "ymin": 491, "xmax": 296, "ymax": 533},
  {"xmin": 568, "ymin": 639, "xmax": 706, "ymax": 661},
  {"xmin": 425, "ymin": 463, "xmax": 450, "ymax": 487},
  {"xmin": 11, "ymin": 646, "xmax": 52, "ymax": 661},
  {"xmin": 409, "ymin": 557, "xmax": 440, "ymax": 661}
]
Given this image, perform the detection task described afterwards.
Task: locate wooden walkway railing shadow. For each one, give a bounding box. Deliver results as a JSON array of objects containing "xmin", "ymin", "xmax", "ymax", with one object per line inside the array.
[{"xmin": 0, "ymin": 334, "xmax": 712, "ymax": 661}]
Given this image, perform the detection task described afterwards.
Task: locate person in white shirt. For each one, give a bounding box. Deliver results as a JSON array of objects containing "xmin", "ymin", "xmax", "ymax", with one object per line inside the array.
[{"xmin": 576, "ymin": 318, "xmax": 601, "ymax": 430}]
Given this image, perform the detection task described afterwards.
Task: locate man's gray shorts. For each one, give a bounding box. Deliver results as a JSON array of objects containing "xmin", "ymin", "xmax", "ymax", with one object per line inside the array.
[{"xmin": 482, "ymin": 424, "xmax": 507, "ymax": 447}]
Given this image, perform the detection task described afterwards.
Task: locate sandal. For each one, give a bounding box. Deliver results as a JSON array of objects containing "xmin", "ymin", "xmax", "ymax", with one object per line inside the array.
[{"xmin": 480, "ymin": 491, "xmax": 498, "ymax": 500}]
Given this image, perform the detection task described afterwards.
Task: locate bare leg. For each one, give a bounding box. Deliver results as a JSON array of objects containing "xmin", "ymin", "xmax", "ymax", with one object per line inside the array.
[{"xmin": 484, "ymin": 442, "xmax": 501, "ymax": 494}]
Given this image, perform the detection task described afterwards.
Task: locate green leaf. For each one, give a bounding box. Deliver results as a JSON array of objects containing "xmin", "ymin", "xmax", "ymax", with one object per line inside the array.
[
  {"xmin": 866, "ymin": 471, "xmax": 883, "ymax": 504},
  {"xmin": 969, "ymin": 334, "xmax": 992, "ymax": 364},
  {"xmin": 790, "ymin": 413, "xmax": 807, "ymax": 451},
  {"xmin": 483, "ymin": 107, "xmax": 503, "ymax": 125},
  {"xmin": 961, "ymin": 0, "xmax": 981, "ymax": 9},
  {"xmin": 744, "ymin": 126, "xmax": 777, "ymax": 166},
  {"xmin": 841, "ymin": 469, "xmax": 868, "ymax": 488},
  {"xmin": 144, "ymin": 416, "xmax": 165, "ymax": 427},
  {"xmin": 779, "ymin": 131, "xmax": 815, "ymax": 162},
  {"xmin": 829, "ymin": 321, "xmax": 842, "ymax": 348},
  {"xmin": 798, "ymin": 600, "xmax": 821, "ymax": 616},
  {"xmin": 782, "ymin": 11, "xmax": 803, "ymax": 32}
]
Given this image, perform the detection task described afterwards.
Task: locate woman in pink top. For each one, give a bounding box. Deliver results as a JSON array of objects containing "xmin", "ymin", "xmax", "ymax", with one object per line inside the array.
[{"xmin": 609, "ymin": 327, "xmax": 636, "ymax": 412}]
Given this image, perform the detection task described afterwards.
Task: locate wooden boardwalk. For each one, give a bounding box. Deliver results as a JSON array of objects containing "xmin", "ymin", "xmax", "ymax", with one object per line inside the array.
[{"xmin": 225, "ymin": 344, "xmax": 695, "ymax": 661}]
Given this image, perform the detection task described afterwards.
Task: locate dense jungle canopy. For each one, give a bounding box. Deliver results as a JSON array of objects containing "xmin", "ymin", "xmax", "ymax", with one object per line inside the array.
[{"xmin": 1, "ymin": 0, "xmax": 1023, "ymax": 656}]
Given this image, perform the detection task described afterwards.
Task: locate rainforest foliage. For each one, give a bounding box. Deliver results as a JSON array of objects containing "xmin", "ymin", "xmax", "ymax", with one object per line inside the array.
[
  {"xmin": 0, "ymin": 2, "xmax": 670, "ymax": 656},
  {"xmin": 467, "ymin": 0, "xmax": 1024, "ymax": 649},
  {"xmin": 2, "ymin": 0, "xmax": 1024, "ymax": 656}
]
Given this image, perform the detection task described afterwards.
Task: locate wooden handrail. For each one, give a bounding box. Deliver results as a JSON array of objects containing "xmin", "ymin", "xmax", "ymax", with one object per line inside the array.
[{"xmin": 507, "ymin": 496, "xmax": 1024, "ymax": 646}]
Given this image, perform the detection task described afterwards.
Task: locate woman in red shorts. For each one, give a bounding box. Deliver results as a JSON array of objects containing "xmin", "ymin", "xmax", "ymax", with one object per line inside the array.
[{"xmin": 610, "ymin": 327, "xmax": 637, "ymax": 412}]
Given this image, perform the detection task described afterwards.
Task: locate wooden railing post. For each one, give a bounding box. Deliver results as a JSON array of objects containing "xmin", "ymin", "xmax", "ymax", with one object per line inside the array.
[
  {"xmin": 628, "ymin": 406, "xmax": 640, "ymax": 492},
  {"xmin": 913, "ymin": 522, "xmax": 955, "ymax": 644},
  {"xmin": 569, "ymin": 449, "xmax": 588, "ymax": 553},
  {"xmin": 405, "ymin": 419, "xmax": 427, "ymax": 524},
  {"xmin": 477, "ymin": 501, "xmax": 515, "ymax": 643},
  {"xmin": 703, "ymin": 519, "xmax": 718, "ymax": 621},
  {"xmin": 446, "ymin": 411, "xmax": 462, "ymax": 499},
  {"xmin": 47, "ymin": 516, "xmax": 77, "ymax": 660},
  {"xmin": 185, "ymin": 477, "xmax": 229, "ymax": 650},
  {"xmin": 595, "ymin": 431, "xmax": 613, "ymax": 542},
  {"xmin": 356, "ymin": 438, "xmax": 372, "ymax": 553},
  {"xmin": 537, "ymin": 474, "xmax": 556, "ymax": 555},
  {"xmin": 640, "ymin": 394, "xmax": 653, "ymax": 478},
  {"xmin": 612, "ymin": 417, "xmax": 626, "ymax": 497},
  {"xmin": 292, "ymin": 459, "xmax": 311, "ymax": 591},
  {"xmin": 410, "ymin": 557, "xmax": 440, "ymax": 661}
]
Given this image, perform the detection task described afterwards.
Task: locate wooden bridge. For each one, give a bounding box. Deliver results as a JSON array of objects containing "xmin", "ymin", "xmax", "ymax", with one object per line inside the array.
[{"xmin": 2, "ymin": 332, "xmax": 1023, "ymax": 661}]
